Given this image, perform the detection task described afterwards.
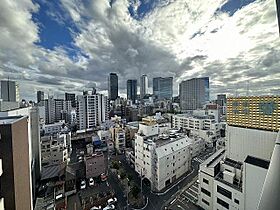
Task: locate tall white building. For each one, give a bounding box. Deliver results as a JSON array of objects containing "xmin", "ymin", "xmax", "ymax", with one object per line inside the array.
[
  {"xmin": 134, "ymin": 119, "xmax": 195, "ymax": 191},
  {"xmin": 76, "ymin": 91, "xmax": 109, "ymax": 130},
  {"xmin": 197, "ymin": 96, "xmax": 280, "ymax": 210},
  {"xmin": 140, "ymin": 74, "xmax": 148, "ymax": 99}
]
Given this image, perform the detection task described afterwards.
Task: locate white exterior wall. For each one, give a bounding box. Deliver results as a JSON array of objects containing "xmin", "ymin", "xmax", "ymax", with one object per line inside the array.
[
  {"xmin": 226, "ymin": 126, "xmax": 277, "ymax": 161},
  {"xmin": 244, "ymin": 162, "xmax": 267, "ymax": 210},
  {"xmin": 198, "ymin": 172, "xmax": 214, "ymax": 210},
  {"xmin": 115, "ymin": 130, "xmax": 126, "ymax": 153},
  {"xmin": 213, "ymin": 180, "xmax": 244, "ymax": 210},
  {"xmin": 155, "ymin": 142, "xmax": 191, "ymax": 191},
  {"xmin": 138, "ymin": 123, "xmax": 159, "ymax": 136}
]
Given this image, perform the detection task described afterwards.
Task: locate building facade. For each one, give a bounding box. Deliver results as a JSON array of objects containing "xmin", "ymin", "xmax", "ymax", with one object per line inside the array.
[
  {"xmin": 179, "ymin": 77, "xmax": 209, "ymax": 111},
  {"xmin": 108, "ymin": 73, "xmax": 118, "ymax": 101},
  {"xmin": 76, "ymin": 91, "xmax": 109, "ymax": 130},
  {"xmin": 134, "ymin": 120, "xmax": 193, "ymax": 191},
  {"xmin": 0, "ymin": 80, "xmax": 19, "ymax": 102},
  {"xmin": 65, "ymin": 93, "xmax": 76, "ymax": 108},
  {"xmin": 85, "ymin": 152, "xmax": 105, "ymax": 178},
  {"xmin": 153, "ymin": 77, "xmax": 173, "ymax": 100},
  {"xmin": 140, "ymin": 74, "xmax": 148, "ymax": 99},
  {"xmin": 197, "ymin": 95, "xmax": 280, "ymax": 210},
  {"xmin": 0, "ymin": 116, "xmax": 33, "ymax": 210},
  {"xmin": 127, "ymin": 79, "xmax": 137, "ymax": 103},
  {"xmin": 37, "ymin": 91, "xmax": 44, "ymax": 103}
]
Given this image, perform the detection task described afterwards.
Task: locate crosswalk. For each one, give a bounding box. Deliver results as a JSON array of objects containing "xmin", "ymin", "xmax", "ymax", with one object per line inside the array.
[
  {"xmin": 178, "ymin": 180, "xmax": 199, "ymax": 205},
  {"xmin": 193, "ymin": 157, "xmax": 205, "ymax": 163}
]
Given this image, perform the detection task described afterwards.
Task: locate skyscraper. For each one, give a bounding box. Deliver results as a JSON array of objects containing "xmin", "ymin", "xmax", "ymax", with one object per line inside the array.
[
  {"xmin": 217, "ymin": 94, "xmax": 226, "ymax": 106},
  {"xmin": 65, "ymin": 92, "xmax": 76, "ymax": 108},
  {"xmin": 37, "ymin": 91, "xmax": 44, "ymax": 103},
  {"xmin": 140, "ymin": 75, "xmax": 148, "ymax": 99},
  {"xmin": 76, "ymin": 91, "xmax": 109, "ymax": 130},
  {"xmin": 0, "ymin": 80, "xmax": 20, "ymax": 102},
  {"xmin": 127, "ymin": 79, "xmax": 137, "ymax": 103},
  {"xmin": 179, "ymin": 77, "xmax": 209, "ymax": 111},
  {"xmin": 152, "ymin": 77, "xmax": 173, "ymax": 100},
  {"xmin": 108, "ymin": 73, "xmax": 118, "ymax": 100},
  {"xmin": 0, "ymin": 116, "xmax": 33, "ymax": 210}
]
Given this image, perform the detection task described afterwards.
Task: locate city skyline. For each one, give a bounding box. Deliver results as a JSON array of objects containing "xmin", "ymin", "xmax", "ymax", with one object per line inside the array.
[{"xmin": 0, "ymin": 0, "xmax": 279, "ymax": 100}]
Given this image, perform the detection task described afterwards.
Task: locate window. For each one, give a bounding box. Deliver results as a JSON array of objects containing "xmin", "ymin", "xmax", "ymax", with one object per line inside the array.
[
  {"xmin": 201, "ymin": 188, "xmax": 211, "ymax": 197},
  {"xmin": 203, "ymin": 178, "xmax": 209, "ymax": 184},
  {"xmin": 234, "ymin": 199, "xmax": 239, "ymax": 204},
  {"xmin": 217, "ymin": 186, "xmax": 232, "ymax": 199},
  {"xmin": 202, "ymin": 199, "xmax": 209, "ymax": 206},
  {"xmin": 217, "ymin": 198, "xmax": 229, "ymax": 209}
]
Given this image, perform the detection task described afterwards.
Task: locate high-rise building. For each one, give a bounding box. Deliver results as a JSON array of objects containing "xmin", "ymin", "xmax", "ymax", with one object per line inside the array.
[
  {"xmin": 152, "ymin": 77, "xmax": 173, "ymax": 100},
  {"xmin": 140, "ymin": 75, "xmax": 148, "ymax": 99},
  {"xmin": 0, "ymin": 116, "xmax": 33, "ymax": 210},
  {"xmin": 108, "ymin": 73, "xmax": 118, "ymax": 100},
  {"xmin": 127, "ymin": 79, "xmax": 137, "ymax": 103},
  {"xmin": 37, "ymin": 91, "xmax": 44, "ymax": 103},
  {"xmin": 179, "ymin": 77, "xmax": 209, "ymax": 111},
  {"xmin": 197, "ymin": 95, "xmax": 280, "ymax": 210},
  {"xmin": 65, "ymin": 93, "xmax": 76, "ymax": 108},
  {"xmin": 44, "ymin": 97, "xmax": 72, "ymax": 124},
  {"xmin": 217, "ymin": 94, "xmax": 226, "ymax": 106},
  {"xmin": 0, "ymin": 80, "xmax": 20, "ymax": 102},
  {"xmin": 76, "ymin": 91, "xmax": 109, "ymax": 130}
]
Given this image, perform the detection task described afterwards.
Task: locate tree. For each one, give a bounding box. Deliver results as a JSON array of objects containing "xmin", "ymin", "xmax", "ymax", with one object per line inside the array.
[
  {"xmin": 131, "ymin": 185, "xmax": 140, "ymax": 198},
  {"xmin": 119, "ymin": 170, "xmax": 126, "ymax": 179},
  {"xmin": 111, "ymin": 161, "xmax": 120, "ymax": 170}
]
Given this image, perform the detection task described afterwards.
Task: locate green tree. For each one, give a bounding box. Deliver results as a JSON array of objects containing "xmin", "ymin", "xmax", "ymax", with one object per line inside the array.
[{"xmin": 131, "ymin": 185, "xmax": 140, "ymax": 198}]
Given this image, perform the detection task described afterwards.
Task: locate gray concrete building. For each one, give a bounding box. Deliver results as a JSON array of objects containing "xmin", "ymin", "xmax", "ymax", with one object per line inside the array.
[
  {"xmin": 179, "ymin": 77, "xmax": 209, "ymax": 111},
  {"xmin": 140, "ymin": 74, "xmax": 148, "ymax": 99},
  {"xmin": 153, "ymin": 77, "xmax": 173, "ymax": 100},
  {"xmin": 0, "ymin": 80, "xmax": 19, "ymax": 102},
  {"xmin": 37, "ymin": 91, "xmax": 44, "ymax": 104},
  {"xmin": 108, "ymin": 73, "xmax": 118, "ymax": 100},
  {"xmin": 127, "ymin": 79, "xmax": 137, "ymax": 103}
]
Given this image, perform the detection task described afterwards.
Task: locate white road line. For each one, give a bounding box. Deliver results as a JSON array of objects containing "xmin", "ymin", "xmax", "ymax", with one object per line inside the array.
[{"xmin": 170, "ymin": 198, "xmax": 177, "ymax": 205}]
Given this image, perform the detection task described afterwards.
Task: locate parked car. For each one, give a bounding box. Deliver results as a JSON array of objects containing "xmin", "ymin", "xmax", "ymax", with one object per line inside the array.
[
  {"xmin": 107, "ymin": 197, "xmax": 117, "ymax": 205},
  {"xmin": 89, "ymin": 178, "xmax": 95, "ymax": 187},
  {"xmin": 101, "ymin": 173, "xmax": 108, "ymax": 181},
  {"xmin": 80, "ymin": 180, "xmax": 86, "ymax": 190},
  {"xmin": 90, "ymin": 206, "xmax": 101, "ymax": 210}
]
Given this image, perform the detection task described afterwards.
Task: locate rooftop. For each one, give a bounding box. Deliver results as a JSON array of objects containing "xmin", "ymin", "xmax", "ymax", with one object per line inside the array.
[{"xmin": 0, "ymin": 115, "xmax": 26, "ymax": 124}]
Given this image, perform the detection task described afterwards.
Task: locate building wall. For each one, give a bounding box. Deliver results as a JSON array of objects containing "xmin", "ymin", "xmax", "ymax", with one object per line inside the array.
[
  {"xmin": 244, "ymin": 162, "xmax": 267, "ymax": 210},
  {"xmin": 179, "ymin": 77, "xmax": 209, "ymax": 111},
  {"xmin": 85, "ymin": 153, "xmax": 105, "ymax": 178},
  {"xmin": 0, "ymin": 117, "xmax": 32, "ymax": 210},
  {"xmin": 213, "ymin": 180, "xmax": 244, "ymax": 210},
  {"xmin": 198, "ymin": 172, "xmax": 214, "ymax": 210},
  {"xmin": 226, "ymin": 126, "xmax": 277, "ymax": 162}
]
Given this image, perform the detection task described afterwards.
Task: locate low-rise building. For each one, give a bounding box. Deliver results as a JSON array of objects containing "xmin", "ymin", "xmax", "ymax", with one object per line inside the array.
[
  {"xmin": 41, "ymin": 134, "xmax": 70, "ymax": 167},
  {"xmin": 110, "ymin": 126, "xmax": 126, "ymax": 153},
  {"xmin": 134, "ymin": 120, "xmax": 193, "ymax": 191},
  {"xmin": 42, "ymin": 120, "xmax": 69, "ymax": 135},
  {"xmin": 172, "ymin": 112, "xmax": 221, "ymax": 144},
  {"xmin": 85, "ymin": 152, "xmax": 106, "ymax": 179}
]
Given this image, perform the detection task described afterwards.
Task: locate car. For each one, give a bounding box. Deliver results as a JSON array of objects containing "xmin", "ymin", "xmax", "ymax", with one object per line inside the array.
[
  {"xmin": 80, "ymin": 180, "xmax": 86, "ymax": 190},
  {"xmin": 107, "ymin": 197, "xmax": 117, "ymax": 205},
  {"xmin": 101, "ymin": 173, "xmax": 108, "ymax": 181},
  {"xmin": 89, "ymin": 178, "xmax": 95, "ymax": 187},
  {"xmin": 78, "ymin": 156, "xmax": 83, "ymax": 163},
  {"xmin": 90, "ymin": 206, "xmax": 101, "ymax": 210}
]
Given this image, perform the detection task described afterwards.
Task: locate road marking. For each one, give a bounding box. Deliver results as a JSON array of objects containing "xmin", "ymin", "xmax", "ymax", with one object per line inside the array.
[{"xmin": 170, "ymin": 198, "xmax": 177, "ymax": 205}]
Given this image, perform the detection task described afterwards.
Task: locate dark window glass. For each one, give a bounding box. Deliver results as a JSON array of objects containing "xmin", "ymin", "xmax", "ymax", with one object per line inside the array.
[
  {"xmin": 217, "ymin": 198, "xmax": 229, "ymax": 209},
  {"xmin": 202, "ymin": 199, "xmax": 209, "ymax": 206},
  {"xmin": 203, "ymin": 178, "xmax": 209, "ymax": 184},
  {"xmin": 201, "ymin": 187, "xmax": 211, "ymax": 197},
  {"xmin": 217, "ymin": 185, "xmax": 232, "ymax": 199}
]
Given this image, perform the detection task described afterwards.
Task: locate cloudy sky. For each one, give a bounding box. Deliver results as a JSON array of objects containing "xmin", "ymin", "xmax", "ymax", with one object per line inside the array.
[{"xmin": 0, "ymin": 0, "xmax": 279, "ymax": 100}]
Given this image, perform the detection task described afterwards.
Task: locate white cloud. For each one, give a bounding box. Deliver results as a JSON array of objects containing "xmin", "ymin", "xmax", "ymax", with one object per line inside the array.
[{"xmin": 0, "ymin": 0, "xmax": 279, "ymax": 100}]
